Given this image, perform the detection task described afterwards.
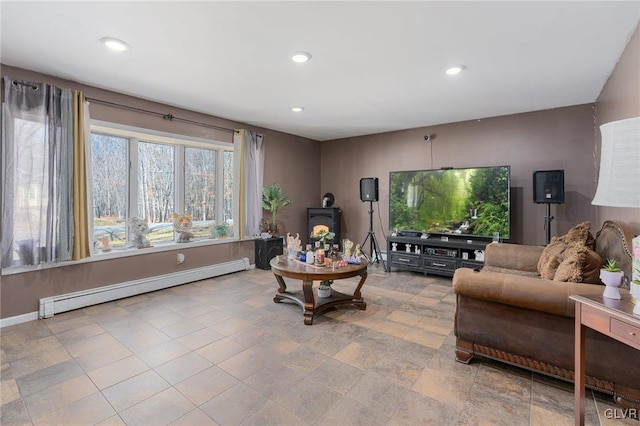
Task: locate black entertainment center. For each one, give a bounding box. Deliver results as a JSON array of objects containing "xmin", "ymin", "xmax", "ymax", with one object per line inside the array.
[{"xmin": 386, "ymin": 233, "xmax": 490, "ymax": 277}]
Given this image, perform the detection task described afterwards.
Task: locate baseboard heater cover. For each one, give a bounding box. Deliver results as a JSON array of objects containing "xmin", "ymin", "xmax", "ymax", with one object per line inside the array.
[{"xmin": 39, "ymin": 257, "xmax": 250, "ymax": 319}]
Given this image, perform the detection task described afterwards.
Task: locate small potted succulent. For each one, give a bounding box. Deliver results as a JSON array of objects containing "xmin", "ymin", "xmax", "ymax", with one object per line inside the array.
[
  {"xmin": 318, "ymin": 280, "xmax": 333, "ymax": 298},
  {"xmin": 600, "ymin": 258, "xmax": 624, "ymax": 300}
]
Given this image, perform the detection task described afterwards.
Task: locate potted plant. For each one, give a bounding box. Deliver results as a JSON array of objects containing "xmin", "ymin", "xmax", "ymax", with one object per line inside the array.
[
  {"xmin": 262, "ymin": 183, "xmax": 292, "ymax": 236},
  {"xmin": 600, "ymin": 258, "xmax": 624, "ymax": 300},
  {"xmin": 318, "ymin": 280, "xmax": 333, "ymax": 298},
  {"xmin": 213, "ymin": 222, "xmax": 229, "ymax": 239},
  {"xmin": 312, "ymin": 229, "xmax": 335, "ymax": 250}
]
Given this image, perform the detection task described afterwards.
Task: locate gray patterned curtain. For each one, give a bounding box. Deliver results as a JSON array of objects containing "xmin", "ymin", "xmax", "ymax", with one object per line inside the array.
[{"xmin": 1, "ymin": 77, "xmax": 75, "ymax": 267}]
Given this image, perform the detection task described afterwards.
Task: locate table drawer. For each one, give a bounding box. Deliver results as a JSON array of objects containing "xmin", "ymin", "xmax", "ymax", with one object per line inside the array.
[
  {"xmin": 610, "ymin": 317, "xmax": 640, "ymax": 347},
  {"xmin": 390, "ymin": 253, "xmax": 420, "ymax": 267}
]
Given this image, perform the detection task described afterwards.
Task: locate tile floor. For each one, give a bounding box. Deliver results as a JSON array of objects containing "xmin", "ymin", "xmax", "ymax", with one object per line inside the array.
[{"xmin": 1, "ymin": 263, "xmax": 636, "ymax": 425}]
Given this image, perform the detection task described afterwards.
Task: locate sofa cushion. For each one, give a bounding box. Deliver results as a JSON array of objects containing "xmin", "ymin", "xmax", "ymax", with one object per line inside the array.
[
  {"xmin": 537, "ymin": 221, "xmax": 597, "ymax": 281},
  {"xmin": 553, "ymin": 245, "xmax": 603, "ymax": 284}
]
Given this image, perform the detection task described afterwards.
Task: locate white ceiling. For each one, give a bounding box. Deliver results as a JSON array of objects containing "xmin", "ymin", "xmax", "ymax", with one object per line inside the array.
[{"xmin": 2, "ymin": 1, "xmax": 639, "ymax": 141}]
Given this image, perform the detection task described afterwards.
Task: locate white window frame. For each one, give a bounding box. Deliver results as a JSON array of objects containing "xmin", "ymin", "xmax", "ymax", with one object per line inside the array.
[{"xmin": 91, "ymin": 120, "xmax": 235, "ymax": 246}]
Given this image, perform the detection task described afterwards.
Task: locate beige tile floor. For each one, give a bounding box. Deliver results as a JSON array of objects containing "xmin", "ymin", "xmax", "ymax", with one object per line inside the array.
[{"xmin": 1, "ymin": 263, "xmax": 636, "ymax": 425}]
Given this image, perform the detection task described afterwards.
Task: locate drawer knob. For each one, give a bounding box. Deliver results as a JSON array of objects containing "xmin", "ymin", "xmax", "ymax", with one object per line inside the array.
[{"xmin": 630, "ymin": 332, "xmax": 636, "ymax": 336}]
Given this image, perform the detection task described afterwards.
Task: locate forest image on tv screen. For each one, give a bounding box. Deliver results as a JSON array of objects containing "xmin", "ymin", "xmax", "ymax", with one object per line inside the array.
[{"xmin": 389, "ymin": 166, "xmax": 510, "ymax": 238}]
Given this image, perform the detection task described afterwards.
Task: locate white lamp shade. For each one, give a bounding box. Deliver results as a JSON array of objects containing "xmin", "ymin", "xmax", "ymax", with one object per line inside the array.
[{"xmin": 591, "ymin": 117, "xmax": 640, "ymax": 208}]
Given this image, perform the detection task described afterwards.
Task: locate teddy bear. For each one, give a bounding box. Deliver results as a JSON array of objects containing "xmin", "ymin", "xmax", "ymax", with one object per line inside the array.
[
  {"xmin": 128, "ymin": 217, "xmax": 150, "ymax": 248},
  {"xmin": 173, "ymin": 213, "xmax": 195, "ymax": 243}
]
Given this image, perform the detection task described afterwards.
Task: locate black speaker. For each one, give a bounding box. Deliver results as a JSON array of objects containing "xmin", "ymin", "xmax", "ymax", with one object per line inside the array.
[
  {"xmin": 255, "ymin": 237, "xmax": 283, "ymax": 270},
  {"xmin": 360, "ymin": 177, "xmax": 379, "ymax": 202},
  {"xmin": 533, "ymin": 170, "xmax": 565, "ymax": 204}
]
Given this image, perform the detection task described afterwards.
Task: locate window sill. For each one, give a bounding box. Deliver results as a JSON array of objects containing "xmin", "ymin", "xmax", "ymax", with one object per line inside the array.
[{"xmin": 1, "ymin": 237, "xmax": 250, "ymax": 276}]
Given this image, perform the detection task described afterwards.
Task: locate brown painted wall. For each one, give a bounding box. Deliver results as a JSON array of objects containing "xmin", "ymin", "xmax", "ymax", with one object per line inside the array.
[
  {"xmin": 321, "ymin": 104, "xmax": 598, "ymax": 248},
  {"xmin": 1, "ymin": 65, "xmax": 320, "ymax": 319},
  {"xmin": 595, "ymin": 23, "xmax": 640, "ymax": 233}
]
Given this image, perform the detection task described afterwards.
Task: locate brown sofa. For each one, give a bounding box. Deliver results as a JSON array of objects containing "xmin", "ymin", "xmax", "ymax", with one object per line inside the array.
[{"xmin": 453, "ymin": 220, "xmax": 639, "ymax": 407}]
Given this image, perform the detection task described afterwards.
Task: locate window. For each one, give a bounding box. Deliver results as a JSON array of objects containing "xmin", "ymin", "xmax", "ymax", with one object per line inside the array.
[{"xmin": 90, "ymin": 124, "xmax": 234, "ymax": 250}]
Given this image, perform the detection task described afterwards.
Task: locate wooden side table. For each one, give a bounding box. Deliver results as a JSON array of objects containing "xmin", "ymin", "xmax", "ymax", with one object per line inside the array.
[{"xmin": 571, "ymin": 294, "xmax": 640, "ymax": 425}]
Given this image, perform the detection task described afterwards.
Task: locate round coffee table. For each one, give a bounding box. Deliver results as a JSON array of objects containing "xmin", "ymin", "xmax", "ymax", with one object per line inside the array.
[{"xmin": 270, "ymin": 257, "xmax": 368, "ymax": 325}]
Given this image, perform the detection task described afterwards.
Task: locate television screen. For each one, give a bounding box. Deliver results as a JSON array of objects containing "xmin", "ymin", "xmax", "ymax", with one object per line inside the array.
[{"xmin": 389, "ymin": 166, "xmax": 510, "ymax": 239}]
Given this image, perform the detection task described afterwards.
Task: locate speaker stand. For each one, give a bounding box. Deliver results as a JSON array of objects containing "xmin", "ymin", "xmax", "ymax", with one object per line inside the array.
[
  {"xmin": 544, "ymin": 203, "xmax": 554, "ymax": 246},
  {"xmin": 361, "ymin": 201, "xmax": 386, "ymax": 270}
]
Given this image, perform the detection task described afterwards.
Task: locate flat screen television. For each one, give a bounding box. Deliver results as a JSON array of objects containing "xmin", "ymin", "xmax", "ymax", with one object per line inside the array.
[{"xmin": 389, "ymin": 165, "xmax": 510, "ymax": 239}]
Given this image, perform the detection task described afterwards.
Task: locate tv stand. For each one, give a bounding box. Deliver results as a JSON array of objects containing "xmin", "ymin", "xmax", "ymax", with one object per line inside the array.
[{"xmin": 386, "ymin": 234, "xmax": 490, "ymax": 277}]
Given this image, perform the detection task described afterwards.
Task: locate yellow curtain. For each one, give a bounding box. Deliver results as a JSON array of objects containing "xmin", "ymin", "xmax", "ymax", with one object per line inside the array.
[
  {"xmin": 72, "ymin": 91, "xmax": 91, "ymax": 260},
  {"xmin": 234, "ymin": 129, "xmax": 247, "ymax": 239}
]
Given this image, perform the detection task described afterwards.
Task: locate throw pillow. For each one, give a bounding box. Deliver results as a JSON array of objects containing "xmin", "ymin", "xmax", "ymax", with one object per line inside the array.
[
  {"xmin": 562, "ymin": 221, "xmax": 595, "ymax": 249},
  {"xmin": 553, "ymin": 245, "xmax": 603, "ymax": 284},
  {"xmin": 537, "ymin": 221, "xmax": 596, "ymax": 280},
  {"xmin": 537, "ymin": 236, "xmax": 572, "ymax": 280}
]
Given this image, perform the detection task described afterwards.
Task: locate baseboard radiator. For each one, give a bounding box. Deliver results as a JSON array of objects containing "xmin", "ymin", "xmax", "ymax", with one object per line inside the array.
[{"xmin": 39, "ymin": 257, "xmax": 251, "ymax": 318}]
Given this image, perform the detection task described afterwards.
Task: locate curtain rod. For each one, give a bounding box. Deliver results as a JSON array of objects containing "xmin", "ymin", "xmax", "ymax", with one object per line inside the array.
[{"xmin": 86, "ymin": 97, "xmax": 238, "ymax": 134}]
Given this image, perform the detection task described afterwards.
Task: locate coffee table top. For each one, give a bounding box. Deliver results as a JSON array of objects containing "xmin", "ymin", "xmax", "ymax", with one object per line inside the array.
[{"xmin": 270, "ymin": 257, "xmax": 367, "ymax": 281}]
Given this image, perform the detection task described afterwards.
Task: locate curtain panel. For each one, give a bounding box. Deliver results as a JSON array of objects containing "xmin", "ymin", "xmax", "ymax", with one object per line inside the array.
[
  {"xmin": 1, "ymin": 77, "xmax": 91, "ymax": 267},
  {"xmin": 234, "ymin": 129, "xmax": 265, "ymax": 239}
]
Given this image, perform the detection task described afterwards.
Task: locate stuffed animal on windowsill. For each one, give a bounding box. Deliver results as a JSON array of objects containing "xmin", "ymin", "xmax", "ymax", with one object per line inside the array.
[
  {"xmin": 173, "ymin": 213, "xmax": 195, "ymax": 243},
  {"xmin": 129, "ymin": 217, "xmax": 151, "ymax": 248}
]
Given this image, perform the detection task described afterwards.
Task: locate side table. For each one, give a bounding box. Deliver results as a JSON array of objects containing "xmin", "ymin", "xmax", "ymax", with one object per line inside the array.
[{"xmin": 571, "ymin": 294, "xmax": 640, "ymax": 425}]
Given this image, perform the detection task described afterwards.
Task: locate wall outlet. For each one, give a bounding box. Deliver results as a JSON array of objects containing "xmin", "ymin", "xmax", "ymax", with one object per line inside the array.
[{"xmin": 177, "ymin": 253, "xmax": 185, "ymax": 264}]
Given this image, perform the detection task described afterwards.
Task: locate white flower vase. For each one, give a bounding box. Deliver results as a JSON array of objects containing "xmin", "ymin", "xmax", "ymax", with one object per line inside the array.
[
  {"xmin": 600, "ymin": 269, "xmax": 624, "ymax": 300},
  {"xmin": 318, "ymin": 287, "xmax": 331, "ymax": 298}
]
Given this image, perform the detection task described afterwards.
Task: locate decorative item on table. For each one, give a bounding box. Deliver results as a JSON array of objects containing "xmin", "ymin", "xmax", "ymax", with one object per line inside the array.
[
  {"xmin": 405, "ymin": 243, "xmax": 412, "ymax": 253},
  {"xmin": 305, "ymin": 244, "xmax": 314, "ymax": 265},
  {"xmin": 600, "ymin": 258, "xmax": 624, "ymax": 300},
  {"xmin": 333, "ymin": 259, "xmax": 348, "ymax": 268},
  {"xmin": 391, "ymin": 242, "xmax": 397, "ymax": 251},
  {"xmin": 286, "ymin": 232, "xmax": 301, "ymax": 259},
  {"xmin": 414, "ymin": 245, "xmax": 420, "ymax": 254},
  {"xmin": 128, "ymin": 217, "xmax": 151, "ymax": 248},
  {"xmin": 474, "ymin": 250, "xmax": 485, "ymax": 261},
  {"xmin": 343, "ymin": 239, "xmax": 354, "ymax": 257},
  {"xmin": 314, "ymin": 241, "xmax": 325, "ymax": 266},
  {"xmin": 173, "ymin": 213, "xmax": 195, "ymax": 243},
  {"xmin": 318, "ymin": 280, "xmax": 333, "ymax": 298},
  {"xmin": 262, "ymin": 183, "xmax": 292, "ymax": 237},
  {"xmin": 312, "ymin": 229, "xmax": 335, "ymax": 251}
]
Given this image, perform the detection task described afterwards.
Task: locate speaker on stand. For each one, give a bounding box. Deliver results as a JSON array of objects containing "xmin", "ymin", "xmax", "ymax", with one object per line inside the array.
[
  {"xmin": 533, "ymin": 170, "xmax": 565, "ymax": 245},
  {"xmin": 359, "ymin": 178, "xmax": 385, "ymax": 269}
]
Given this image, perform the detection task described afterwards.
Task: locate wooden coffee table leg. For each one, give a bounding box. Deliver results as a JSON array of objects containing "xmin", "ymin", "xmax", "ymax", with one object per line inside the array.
[
  {"xmin": 273, "ymin": 274, "xmax": 287, "ymax": 303},
  {"xmin": 353, "ymin": 270, "xmax": 368, "ymax": 300},
  {"xmin": 302, "ymin": 279, "xmax": 315, "ymax": 325}
]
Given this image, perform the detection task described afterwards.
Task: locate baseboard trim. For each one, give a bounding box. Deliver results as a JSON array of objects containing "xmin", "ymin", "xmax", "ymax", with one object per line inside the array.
[
  {"xmin": 38, "ymin": 257, "xmax": 250, "ymax": 319},
  {"xmin": 0, "ymin": 311, "xmax": 39, "ymax": 329}
]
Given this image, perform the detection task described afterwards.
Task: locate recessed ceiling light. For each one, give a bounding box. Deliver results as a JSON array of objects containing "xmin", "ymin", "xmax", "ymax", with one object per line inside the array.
[
  {"xmin": 444, "ymin": 65, "xmax": 465, "ymax": 75},
  {"xmin": 100, "ymin": 37, "xmax": 130, "ymax": 52},
  {"xmin": 291, "ymin": 51, "xmax": 311, "ymax": 63},
  {"xmin": 291, "ymin": 106, "xmax": 304, "ymax": 112}
]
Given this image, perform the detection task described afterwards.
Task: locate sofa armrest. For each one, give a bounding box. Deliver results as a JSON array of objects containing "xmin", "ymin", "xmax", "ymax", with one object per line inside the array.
[
  {"xmin": 484, "ymin": 243, "xmax": 543, "ymax": 272},
  {"xmin": 452, "ymin": 268, "xmax": 615, "ymax": 318}
]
